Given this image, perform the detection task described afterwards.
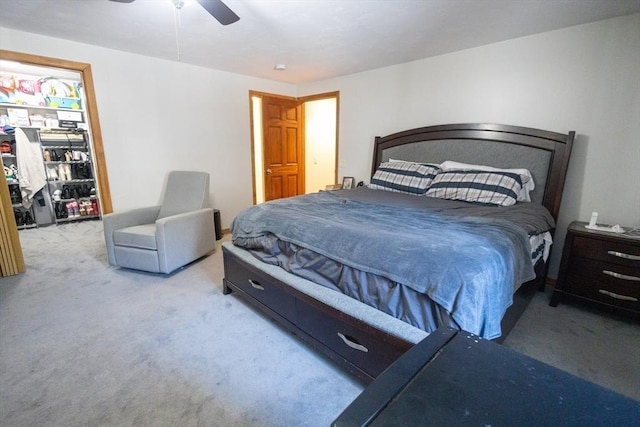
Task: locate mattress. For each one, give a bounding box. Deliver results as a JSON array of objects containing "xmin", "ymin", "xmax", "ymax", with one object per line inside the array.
[{"xmin": 231, "ymin": 187, "xmax": 555, "ymax": 339}]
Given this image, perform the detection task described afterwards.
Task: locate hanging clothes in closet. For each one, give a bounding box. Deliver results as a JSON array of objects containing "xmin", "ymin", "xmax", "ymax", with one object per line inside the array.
[{"xmin": 15, "ymin": 127, "xmax": 46, "ymax": 209}]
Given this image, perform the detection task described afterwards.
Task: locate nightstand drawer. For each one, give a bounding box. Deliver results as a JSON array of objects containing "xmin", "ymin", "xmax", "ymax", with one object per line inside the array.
[
  {"xmin": 551, "ymin": 221, "xmax": 640, "ymax": 317},
  {"xmin": 564, "ymin": 258, "xmax": 639, "ymax": 311},
  {"xmin": 572, "ymin": 236, "xmax": 640, "ymax": 267}
]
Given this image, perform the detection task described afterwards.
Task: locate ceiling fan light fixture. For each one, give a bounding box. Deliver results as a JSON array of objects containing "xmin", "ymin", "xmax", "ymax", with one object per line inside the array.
[{"xmin": 274, "ymin": 64, "xmax": 287, "ymax": 71}]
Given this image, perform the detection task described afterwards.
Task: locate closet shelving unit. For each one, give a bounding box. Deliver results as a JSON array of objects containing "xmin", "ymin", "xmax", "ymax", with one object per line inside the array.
[
  {"xmin": 1, "ymin": 133, "xmax": 38, "ymax": 230},
  {"xmin": 0, "ymin": 100, "xmax": 102, "ymax": 226},
  {"xmin": 39, "ymin": 128, "xmax": 101, "ymax": 223}
]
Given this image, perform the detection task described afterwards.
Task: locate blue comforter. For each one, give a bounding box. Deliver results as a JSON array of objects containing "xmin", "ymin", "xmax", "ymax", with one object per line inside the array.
[{"xmin": 231, "ymin": 189, "xmax": 538, "ymax": 339}]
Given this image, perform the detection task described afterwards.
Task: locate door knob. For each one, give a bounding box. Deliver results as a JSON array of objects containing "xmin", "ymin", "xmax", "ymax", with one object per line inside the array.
[{"xmin": 265, "ymin": 168, "xmax": 272, "ymax": 174}]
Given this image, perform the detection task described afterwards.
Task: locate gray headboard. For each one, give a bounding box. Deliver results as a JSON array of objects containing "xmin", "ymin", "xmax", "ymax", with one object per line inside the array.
[{"xmin": 372, "ymin": 123, "xmax": 575, "ymax": 220}]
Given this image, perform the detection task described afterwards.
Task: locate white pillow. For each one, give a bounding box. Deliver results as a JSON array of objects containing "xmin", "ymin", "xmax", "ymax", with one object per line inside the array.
[{"xmin": 440, "ymin": 161, "xmax": 534, "ymax": 202}]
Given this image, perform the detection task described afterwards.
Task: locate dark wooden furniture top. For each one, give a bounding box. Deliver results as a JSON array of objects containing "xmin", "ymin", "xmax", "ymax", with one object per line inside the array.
[
  {"xmin": 333, "ymin": 327, "xmax": 640, "ymax": 426},
  {"xmin": 551, "ymin": 221, "xmax": 640, "ymax": 318}
]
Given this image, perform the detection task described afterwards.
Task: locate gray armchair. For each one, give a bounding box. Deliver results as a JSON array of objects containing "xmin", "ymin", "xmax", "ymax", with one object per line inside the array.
[{"xmin": 103, "ymin": 171, "xmax": 216, "ymax": 274}]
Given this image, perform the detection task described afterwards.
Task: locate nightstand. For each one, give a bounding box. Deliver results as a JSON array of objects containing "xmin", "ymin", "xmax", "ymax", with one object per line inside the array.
[{"xmin": 550, "ymin": 221, "xmax": 639, "ymax": 318}]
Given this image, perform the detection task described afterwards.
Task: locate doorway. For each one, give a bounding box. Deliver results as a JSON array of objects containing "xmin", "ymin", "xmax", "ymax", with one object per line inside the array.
[
  {"xmin": 250, "ymin": 91, "xmax": 338, "ymax": 204},
  {"xmin": 0, "ymin": 49, "xmax": 112, "ymax": 213}
]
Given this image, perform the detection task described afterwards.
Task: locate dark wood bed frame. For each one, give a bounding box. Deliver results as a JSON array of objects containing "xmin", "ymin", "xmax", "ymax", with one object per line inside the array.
[{"xmin": 223, "ymin": 123, "xmax": 575, "ymax": 383}]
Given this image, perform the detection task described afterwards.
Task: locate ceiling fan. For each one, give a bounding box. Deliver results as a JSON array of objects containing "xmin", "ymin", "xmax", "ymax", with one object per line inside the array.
[{"xmin": 109, "ymin": 0, "xmax": 240, "ymax": 25}]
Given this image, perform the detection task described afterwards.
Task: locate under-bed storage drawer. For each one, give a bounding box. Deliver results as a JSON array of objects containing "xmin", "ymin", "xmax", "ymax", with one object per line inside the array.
[
  {"xmin": 222, "ymin": 245, "xmax": 414, "ymax": 383},
  {"xmin": 223, "ymin": 248, "xmax": 297, "ymax": 321},
  {"xmin": 295, "ymin": 293, "xmax": 411, "ymax": 379}
]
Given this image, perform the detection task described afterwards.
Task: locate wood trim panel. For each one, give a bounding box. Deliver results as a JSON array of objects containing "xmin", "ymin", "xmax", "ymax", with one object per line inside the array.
[{"xmin": 0, "ymin": 173, "xmax": 25, "ymax": 276}]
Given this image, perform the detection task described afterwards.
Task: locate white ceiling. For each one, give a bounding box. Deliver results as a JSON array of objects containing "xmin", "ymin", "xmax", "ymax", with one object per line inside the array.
[{"xmin": 1, "ymin": 0, "xmax": 638, "ymax": 84}]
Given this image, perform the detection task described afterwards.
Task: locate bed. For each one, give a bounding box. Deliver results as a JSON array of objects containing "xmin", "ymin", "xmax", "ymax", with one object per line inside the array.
[{"xmin": 222, "ymin": 123, "xmax": 575, "ymax": 383}]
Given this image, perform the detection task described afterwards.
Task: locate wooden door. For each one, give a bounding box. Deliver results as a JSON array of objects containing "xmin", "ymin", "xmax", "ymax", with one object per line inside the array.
[
  {"xmin": 262, "ymin": 96, "xmax": 304, "ymax": 201},
  {"xmin": 0, "ymin": 172, "xmax": 25, "ymax": 276}
]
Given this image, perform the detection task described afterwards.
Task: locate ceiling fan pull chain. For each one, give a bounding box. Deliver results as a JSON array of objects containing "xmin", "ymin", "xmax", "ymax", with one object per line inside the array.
[{"xmin": 173, "ymin": 5, "xmax": 181, "ymax": 62}]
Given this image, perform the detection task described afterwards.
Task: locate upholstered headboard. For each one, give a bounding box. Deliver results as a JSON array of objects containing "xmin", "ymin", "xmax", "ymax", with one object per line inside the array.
[{"xmin": 372, "ymin": 123, "xmax": 574, "ymax": 221}]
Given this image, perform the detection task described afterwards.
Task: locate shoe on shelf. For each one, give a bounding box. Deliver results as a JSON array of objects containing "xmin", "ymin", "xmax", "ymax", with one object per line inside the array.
[
  {"xmin": 91, "ymin": 199, "xmax": 99, "ymax": 216},
  {"xmin": 14, "ymin": 210, "xmax": 23, "ymax": 226},
  {"xmin": 65, "ymin": 202, "xmax": 73, "ymax": 217},
  {"xmin": 60, "ymin": 202, "xmax": 68, "ymax": 219},
  {"xmin": 68, "ymin": 201, "xmax": 79, "ymax": 217},
  {"xmin": 47, "ymin": 165, "xmax": 58, "ymax": 180},
  {"xmin": 23, "ymin": 211, "xmax": 34, "ymax": 225},
  {"xmin": 57, "ymin": 163, "xmax": 66, "ymax": 181},
  {"xmin": 10, "ymin": 186, "xmax": 22, "ymax": 204}
]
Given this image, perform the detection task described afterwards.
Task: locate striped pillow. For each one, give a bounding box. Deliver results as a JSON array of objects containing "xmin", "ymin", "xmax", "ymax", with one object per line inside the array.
[
  {"xmin": 440, "ymin": 161, "xmax": 534, "ymax": 202},
  {"xmin": 425, "ymin": 170, "xmax": 523, "ymax": 206},
  {"xmin": 369, "ymin": 161, "xmax": 440, "ymax": 195}
]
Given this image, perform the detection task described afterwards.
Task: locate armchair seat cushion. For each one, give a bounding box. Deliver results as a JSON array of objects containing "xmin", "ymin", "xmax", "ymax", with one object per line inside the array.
[{"xmin": 113, "ymin": 224, "xmax": 158, "ymax": 250}]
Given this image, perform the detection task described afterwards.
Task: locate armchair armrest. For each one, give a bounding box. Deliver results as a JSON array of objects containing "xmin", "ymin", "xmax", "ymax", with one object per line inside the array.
[
  {"xmin": 103, "ymin": 205, "xmax": 161, "ymax": 266},
  {"xmin": 155, "ymin": 208, "xmax": 217, "ymax": 273}
]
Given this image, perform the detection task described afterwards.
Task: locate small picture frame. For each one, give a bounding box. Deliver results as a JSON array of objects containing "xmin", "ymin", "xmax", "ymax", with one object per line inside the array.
[{"xmin": 342, "ymin": 176, "xmax": 355, "ymax": 190}]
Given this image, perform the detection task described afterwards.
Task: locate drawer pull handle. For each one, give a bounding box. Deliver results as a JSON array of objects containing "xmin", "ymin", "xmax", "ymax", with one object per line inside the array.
[
  {"xmin": 337, "ymin": 332, "xmax": 369, "ymax": 353},
  {"xmin": 598, "ymin": 289, "xmax": 638, "ymax": 302},
  {"xmin": 248, "ymin": 279, "xmax": 265, "ymax": 291},
  {"xmin": 607, "ymin": 251, "xmax": 640, "ymax": 261},
  {"xmin": 602, "ymin": 270, "xmax": 640, "ymax": 282}
]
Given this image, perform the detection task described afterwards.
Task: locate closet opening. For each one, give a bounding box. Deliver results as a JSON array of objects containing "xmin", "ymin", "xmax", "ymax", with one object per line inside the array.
[
  {"xmin": 0, "ymin": 49, "xmax": 112, "ymax": 218},
  {"xmin": 0, "ymin": 50, "xmax": 111, "ymax": 275}
]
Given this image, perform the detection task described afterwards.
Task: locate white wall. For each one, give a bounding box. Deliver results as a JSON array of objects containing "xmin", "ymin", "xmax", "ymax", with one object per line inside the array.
[
  {"xmin": 0, "ymin": 28, "xmax": 296, "ymax": 228},
  {"xmin": 251, "ymin": 96, "xmax": 264, "ymax": 204},
  {"xmin": 304, "ymin": 98, "xmax": 337, "ymax": 192},
  {"xmin": 2, "ymin": 14, "xmax": 639, "ymax": 278},
  {"xmin": 299, "ymin": 14, "xmax": 640, "ymax": 278}
]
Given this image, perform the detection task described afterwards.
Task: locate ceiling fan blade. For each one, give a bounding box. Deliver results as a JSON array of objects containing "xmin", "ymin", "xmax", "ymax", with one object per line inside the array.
[
  {"xmin": 108, "ymin": 0, "xmax": 136, "ymax": 3},
  {"xmin": 196, "ymin": 0, "xmax": 240, "ymax": 25}
]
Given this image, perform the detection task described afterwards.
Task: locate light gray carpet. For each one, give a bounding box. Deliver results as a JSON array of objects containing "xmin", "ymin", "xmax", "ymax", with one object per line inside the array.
[{"xmin": 1, "ymin": 221, "xmax": 638, "ymax": 426}]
